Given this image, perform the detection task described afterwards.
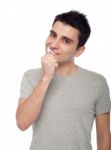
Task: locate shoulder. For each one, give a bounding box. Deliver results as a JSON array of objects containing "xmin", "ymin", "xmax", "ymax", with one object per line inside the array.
[
  {"xmin": 23, "ymin": 67, "xmax": 43, "ymax": 80},
  {"xmin": 79, "ymin": 66, "xmax": 107, "ymax": 84}
]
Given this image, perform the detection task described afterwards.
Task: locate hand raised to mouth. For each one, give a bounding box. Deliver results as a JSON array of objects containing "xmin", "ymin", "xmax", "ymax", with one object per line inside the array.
[{"xmin": 41, "ymin": 50, "xmax": 59, "ymax": 78}]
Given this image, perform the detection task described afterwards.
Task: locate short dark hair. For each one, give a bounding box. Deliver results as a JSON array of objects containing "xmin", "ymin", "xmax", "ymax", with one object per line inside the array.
[{"xmin": 53, "ymin": 10, "xmax": 91, "ymax": 48}]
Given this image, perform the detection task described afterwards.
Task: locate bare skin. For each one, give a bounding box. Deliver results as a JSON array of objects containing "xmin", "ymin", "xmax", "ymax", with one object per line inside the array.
[{"xmin": 95, "ymin": 112, "xmax": 111, "ymax": 150}]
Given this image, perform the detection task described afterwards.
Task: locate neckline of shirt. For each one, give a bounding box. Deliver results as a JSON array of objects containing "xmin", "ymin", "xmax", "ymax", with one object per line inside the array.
[{"xmin": 54, "ymin": 65, "xmax": 83, "ymax": 79}]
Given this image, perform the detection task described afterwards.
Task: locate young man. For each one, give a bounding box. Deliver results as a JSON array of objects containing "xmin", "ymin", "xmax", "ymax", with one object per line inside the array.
[{"xmin": 16, "ymin": 10, "xmax": 111, "ymax": 150}]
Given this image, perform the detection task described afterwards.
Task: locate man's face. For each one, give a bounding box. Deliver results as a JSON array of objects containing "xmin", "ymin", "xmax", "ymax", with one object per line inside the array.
[{"xmin": 45, "ymin": 21, "xmax": 84, "ymax": 63}]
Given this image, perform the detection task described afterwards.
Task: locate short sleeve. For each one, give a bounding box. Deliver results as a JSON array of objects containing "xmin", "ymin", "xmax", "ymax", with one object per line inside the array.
[
  {"xmin": 19, "ymin": 70, "xmax": 33, "ymax": 99},
  {"xmin": 95, "ymin": 78, "xmax": 111, "ymax": 115}
]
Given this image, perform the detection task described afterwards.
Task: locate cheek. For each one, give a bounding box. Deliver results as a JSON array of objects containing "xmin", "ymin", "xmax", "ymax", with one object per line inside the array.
[
  {"xmin": 45, "ymin": 39, "xmax": 48, "ymax": 53},
  {"xmin": 45, "ymin": 38, "xmax": 49, "ymax": 46},
  {"xmin": 61, "ymin": 50, "xmax": 73, "ymax": 60},
  {"xmin": 45, "ymin": 38, "xmax": 50, "ymax": 49},
  {"xmin": 63, "ymin": 48, "xmax": 76, "ymax": 60},
  {"xmin": 64, "ymin": 47, "xmax": 75, "ymax": 56},
  {"xmin": 45, "ymin": 36, "xmax": 53, "ymax": 45}
]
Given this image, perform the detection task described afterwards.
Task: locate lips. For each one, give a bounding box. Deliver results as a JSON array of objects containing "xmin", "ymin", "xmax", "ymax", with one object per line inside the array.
[
  {"xmin": 47, "ymin": 47, "xmax": 60, "ymax": 55},
  {"xmin": 52, "ymin": 50, "xmax": 60, "ymax": 55}
]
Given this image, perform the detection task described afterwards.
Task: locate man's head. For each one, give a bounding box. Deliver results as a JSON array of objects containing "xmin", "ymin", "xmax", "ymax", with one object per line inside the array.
[
  {"xmin": 53, "ymin": 10, "xmax": 91, "ymax": 49},
  {"xmin": 45, "ymin": 10, "xmax": 91, "ymax": 63}
]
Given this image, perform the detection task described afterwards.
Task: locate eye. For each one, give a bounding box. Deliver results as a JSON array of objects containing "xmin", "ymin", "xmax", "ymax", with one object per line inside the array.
[
  {"xmin": 64, "ymin": 39, "xmax": 70, "ymax": 44},
  {"xmin": 49, "ymin": 33, "xmax": 56, "ymax": 38}
]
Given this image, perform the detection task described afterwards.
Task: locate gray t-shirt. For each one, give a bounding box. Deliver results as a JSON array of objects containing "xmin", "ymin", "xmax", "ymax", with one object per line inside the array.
[{"xmin": 19, "ymin": 66, "xmax": 111, "ymax": 150}]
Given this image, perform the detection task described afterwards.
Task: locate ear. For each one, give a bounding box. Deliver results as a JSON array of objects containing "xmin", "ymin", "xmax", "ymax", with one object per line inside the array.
[{"xmin": 75, "ymin": 46, "xmax": 85, "ymax": 57}]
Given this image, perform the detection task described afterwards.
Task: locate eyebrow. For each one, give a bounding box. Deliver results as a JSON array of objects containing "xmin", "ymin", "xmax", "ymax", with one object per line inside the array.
[
  {"xmin": 50, "ymin": 30, "xmax": 74, "ymax": 43},
  {"xmin": 50, "ymin": 30, "xmax": 56, "ymax": 35}
]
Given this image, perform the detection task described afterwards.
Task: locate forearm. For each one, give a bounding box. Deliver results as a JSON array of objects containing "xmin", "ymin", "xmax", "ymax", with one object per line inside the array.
[
  {"xmin": 97, "ymin": 135, "xmax": 111, "ymax": 150},
  {"xmin": 16, "ymin": 74, "xmax": 52, "ymax": 130}
]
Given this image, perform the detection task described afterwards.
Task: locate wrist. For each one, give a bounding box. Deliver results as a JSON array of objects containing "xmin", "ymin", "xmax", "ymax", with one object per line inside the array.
[{"xmin": 41, "ymin": 74, "xmax": 53, "ymax": 82}]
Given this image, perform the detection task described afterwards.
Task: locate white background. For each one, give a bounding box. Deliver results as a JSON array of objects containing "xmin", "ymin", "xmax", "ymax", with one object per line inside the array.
[{"xmin": 0, "ymin": 0, "xmax": 111, "ymax": 149}]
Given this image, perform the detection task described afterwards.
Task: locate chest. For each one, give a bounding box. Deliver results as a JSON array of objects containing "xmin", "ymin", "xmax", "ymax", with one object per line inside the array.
[{"xmin": 42, "ymin": 79, "xmax": 98, "ymax": 118}]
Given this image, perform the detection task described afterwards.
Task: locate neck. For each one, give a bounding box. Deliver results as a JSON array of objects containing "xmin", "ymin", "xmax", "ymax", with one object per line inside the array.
[{"xmin": 56, "ymin": 60, "xmax": 78, "ymax": 76}]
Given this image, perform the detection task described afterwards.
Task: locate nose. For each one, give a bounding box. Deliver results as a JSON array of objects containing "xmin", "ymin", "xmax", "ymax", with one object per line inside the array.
[{"xmin": 50, "ymin": 39, "xmax": 60, "ymax": 49}]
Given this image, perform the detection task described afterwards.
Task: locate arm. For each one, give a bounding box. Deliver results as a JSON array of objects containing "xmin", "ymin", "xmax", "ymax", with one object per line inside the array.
[
  {"xmin": 16, "ymin": 74, "xmax": 52, "ymax": 131},
  {"xmin": 95, "ymin": 112, "xmax": 111, "ymax": 150},
  {"xmin": 16, "ymin": 53, "xmax": 58, "ymax": 131}
]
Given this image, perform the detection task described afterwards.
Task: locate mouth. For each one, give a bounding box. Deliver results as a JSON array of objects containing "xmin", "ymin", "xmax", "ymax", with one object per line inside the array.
[{"xmin": 47, "ymin": 47, "xmax": 60, "ymax": 55}]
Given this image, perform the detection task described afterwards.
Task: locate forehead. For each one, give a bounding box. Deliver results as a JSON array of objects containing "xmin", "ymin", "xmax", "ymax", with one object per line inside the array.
[{"xmin": 52, "ymin": 21, "xmax": 79, "ymax": 40}]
